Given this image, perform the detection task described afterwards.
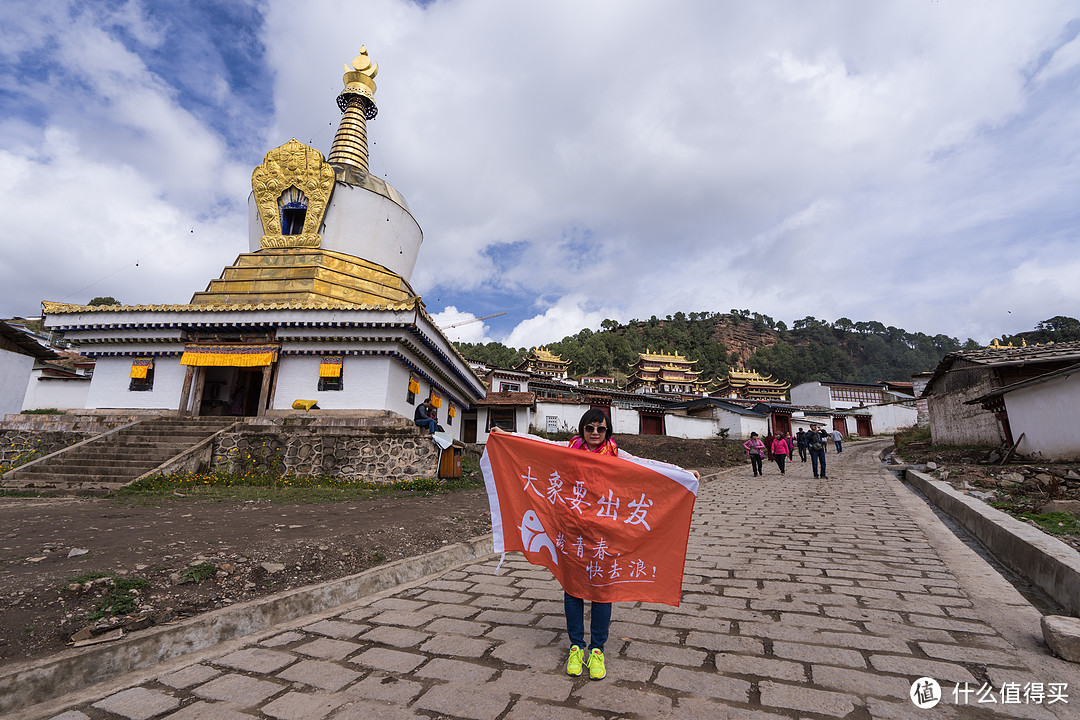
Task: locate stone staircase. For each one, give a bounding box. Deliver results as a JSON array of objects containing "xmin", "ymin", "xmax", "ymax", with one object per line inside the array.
[{"xmin": 0, "ymin": 417, "xmax": 238, "ymax": 496}]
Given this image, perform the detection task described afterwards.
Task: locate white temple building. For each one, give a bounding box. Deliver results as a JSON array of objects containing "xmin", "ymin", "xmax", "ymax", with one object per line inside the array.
[{"xmin": 41, "ymin": 48, "xmax": 485, "ymax": 440}]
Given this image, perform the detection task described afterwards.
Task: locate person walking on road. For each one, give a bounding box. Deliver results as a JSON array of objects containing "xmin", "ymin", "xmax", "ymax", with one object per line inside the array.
[
  {"xmin": 744, "ymin": 432, "xmax": 766, "ymax": 477},
  {"xmin": 770, "ymin": 435, "xmax": 789, "ymax": 475},
  {"xmin": 830, "ymin": 428, "xmax": 844, "ymax": 453},
  {"xmin": 807, "ymin": 426, "xmax": 828, "ymax": 478},
  {"xmin": 796, "ymin": 429, "xmax": 808, "ymax": 462}
]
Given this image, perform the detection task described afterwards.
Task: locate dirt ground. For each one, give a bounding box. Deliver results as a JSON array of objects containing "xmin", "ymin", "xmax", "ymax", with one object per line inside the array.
[
  {"xmin": 895, "ymin": 440, "xmax": 1080, "ymax": 552},
  {"xmin": 0, "ymin": 435, "xmax": 740, "ymax": 667}
]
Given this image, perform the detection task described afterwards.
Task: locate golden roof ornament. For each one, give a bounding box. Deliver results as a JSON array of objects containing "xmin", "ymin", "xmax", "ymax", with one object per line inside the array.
[{"xmin": 328, "ymin": 46, "xmax": 380, "ymax": 173}]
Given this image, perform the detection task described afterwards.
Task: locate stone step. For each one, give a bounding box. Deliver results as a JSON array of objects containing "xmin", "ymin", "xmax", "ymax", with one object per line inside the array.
[
  {"xmin": 5, "ymin": 471, "xmax": 136, "ymax": 485},
  {"xmin": 1, "ymin": 479, "xmax": 125, "ymax": 497},
  {"xmin": 41, "ymin": 453, "xmax": 182, "ymax": 466},
  {"xmin": 108, "ymin": 432, "xmax": 216, "ymax": 442},
  {"xmin": 32, "ymin": 458, "xmax": 166, "ymax": 471},
  {"xmin": 80, "ymin": 440, "xmax": 207, "ymax": 450},
  {"xmin": 16, "ymin": 458, "xmax": 161, "ymax": 472}
]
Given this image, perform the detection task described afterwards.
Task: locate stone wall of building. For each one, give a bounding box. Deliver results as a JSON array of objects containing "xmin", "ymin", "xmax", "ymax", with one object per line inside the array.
[
  {"xmin": 926, "ymin": 361, "xmax": 1003, "ymax": 446},
  {"xmin": 0, "ymin": 413, "xmax": 135, "ymax": 472},
  {"xmin": 209, "ymin": 418, "xmax": 441, "ymax": 482}
]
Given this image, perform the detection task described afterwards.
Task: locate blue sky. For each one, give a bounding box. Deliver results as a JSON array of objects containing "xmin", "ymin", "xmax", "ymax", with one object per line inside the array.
[{"xmin": 2, "ymin": 0, "xmax": 1079, "ymax": 349}]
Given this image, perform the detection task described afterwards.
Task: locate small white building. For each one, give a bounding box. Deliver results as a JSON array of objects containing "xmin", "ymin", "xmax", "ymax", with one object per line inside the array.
[
  {"xmin": 665, "ymin": 398, "xmax": 770, "ymax": 439},
  {"xmin": 22, "ymin": 360, "xmax": 92, "ymax": 411},
  {"xmin": 1, "ymin": 322, "xmax": 58, "ymax": 417},
  {"xmin": 790, "ymin": 380, "xmax": 918, "ymax": 435},
  {"xmin": 967, "ymin": 363, "xmax": 1080, "ymax": 461}
]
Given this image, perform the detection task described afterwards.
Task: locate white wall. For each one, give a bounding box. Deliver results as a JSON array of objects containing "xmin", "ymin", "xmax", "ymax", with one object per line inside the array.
[
  {"xmin": 22, "ymin": 374, "xmax": 91, "ymax": 410},
  {"xmin": 865, "ymin": 403, "xmax": 919, "ymax": 434},
  {"xmin": 274, "ymin": 355, "xmax": 390, "ymax": 412},
  {"xmin": 84, "ymin": 356, "xmax": 187, "ymax": 410},
  {"xmin": 665, "ymin": 414, "xmax": 723, "ymax": 439},
  {"xmin": 0, "ymin": 351, "xmax": 34, "ymax": 416},
  {"xmin": 612, "ymin": 407, "xmax": 638, "ymax": 434},
  {"xmin": 476, "ymin": 406, "xmax": 532, "ymax": 443},
  {"xmin": 1007, "ymin": 374, "xmax": 1080, "ymax": 460},
  {"xmin": 790, "ymin": 382, "xmax": 832, "ymax": 408},
  {"xmin": 534, "ymin": 403, "xmax": 584, "ymax": 434}
]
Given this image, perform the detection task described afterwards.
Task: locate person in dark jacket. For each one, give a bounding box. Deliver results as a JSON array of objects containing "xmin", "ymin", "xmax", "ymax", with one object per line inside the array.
[
  {"xmin": 414, "ymin": 398, "xmax": 438, "ymax": 434},
  {"xmin": 807, "ymin": 427, "xmax": 828, "ymax": 478}
]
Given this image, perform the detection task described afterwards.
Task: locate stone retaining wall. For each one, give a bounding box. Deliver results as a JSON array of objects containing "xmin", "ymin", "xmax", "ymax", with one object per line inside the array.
[
  {"xmin": 2, "ymin": 413, "xmax": 442, "ymax": 483},
  {"xmin": 0, "ymin": 415, "xmax": 134, "ymax": 472},
  {"xmin": 210, "ymin": 418, "xmax": 440, "ymax": 482}
]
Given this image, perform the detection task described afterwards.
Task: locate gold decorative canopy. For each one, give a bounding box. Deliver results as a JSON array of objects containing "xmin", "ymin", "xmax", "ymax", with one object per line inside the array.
[
  {"xmin": 252, "ymin": 139, "xmax": 335, "ymax": 250},
  {"xmin": 328, "ymin": 47, "xmax": 379, "ymax": 174},
  {"xmin": 190, "ymin": 248, "xmax": 417, "ymax": 307}
]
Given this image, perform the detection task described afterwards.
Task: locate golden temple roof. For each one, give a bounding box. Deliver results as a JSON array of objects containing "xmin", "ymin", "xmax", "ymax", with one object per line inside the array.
[
  {"xmin": 531, "ymin": 347, "xmax": 569, "ymax": 364},
  {"xmin": 721, "ymin": 368, "xmax": 790, "ymax": 389},
  {"xmin": 189, "ymin": 248, "xmax": 417, "ymax": 307},
  {"xmin": 42, "ymin": 297, "xmax": 419, "ymax": 315},
  {"xmin": 638, "ymin": 349, "xmax": 696, "ymax": 363}
]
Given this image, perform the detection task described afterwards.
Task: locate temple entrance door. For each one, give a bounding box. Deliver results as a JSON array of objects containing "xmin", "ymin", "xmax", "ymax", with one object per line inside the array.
[
  {"xmin": 235, "ymin": 370, "xmax": 263, "ymax": 416},
  {"xmin": 855, "ymin": 416, "xmax": 873, "ymax": 437},
  {"xmin": 197, "ymin": 367, "xmax": 265, "ymax": 417},
  {"xmin": 832, "ymin": 417, "xmax": 847, "ymax": 435},
  {"xmin": 772, "ymin": 414, "xmax": 792, "ymax": 435},
  {"xmin": 462, "ymin": 412, "xmax": 477, "ymax": 444},
  {"xmin": 640, "ymin": 414, "xmax": 664, "ymax": 435}
]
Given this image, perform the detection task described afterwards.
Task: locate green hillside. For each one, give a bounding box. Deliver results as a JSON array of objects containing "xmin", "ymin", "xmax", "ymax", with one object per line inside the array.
[{"xmin": 456, "ymin": 313, "xmax": 1078, "ymax": 388}]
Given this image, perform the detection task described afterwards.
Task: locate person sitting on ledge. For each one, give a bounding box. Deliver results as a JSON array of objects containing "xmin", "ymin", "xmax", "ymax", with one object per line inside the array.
[{"xmin": 414, "ymin": 397, "xmax": 439, "ymax": 434}]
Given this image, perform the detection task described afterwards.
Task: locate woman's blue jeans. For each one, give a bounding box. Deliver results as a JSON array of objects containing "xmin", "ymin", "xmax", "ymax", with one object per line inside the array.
[{"xmin": 564, "ymin": 591, "xmax": 611, "ymax": 652}]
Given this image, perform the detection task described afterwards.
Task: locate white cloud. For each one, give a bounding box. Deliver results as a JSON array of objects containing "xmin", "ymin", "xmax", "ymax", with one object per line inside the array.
[
  {"xmin": 2, "ymin": 0, "xmax": 1078, "ymax": 350},
  {"xmin": 429, "ymin": 306, "xmax": 493, "ymax": 344},
  {"xmin": 504, "ymin": 295, "xmax": 615, "ymax": 349}
]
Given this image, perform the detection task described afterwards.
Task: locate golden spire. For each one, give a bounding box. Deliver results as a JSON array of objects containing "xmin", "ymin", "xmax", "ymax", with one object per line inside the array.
[{"xmin": 328, "ymin": 47, "xmax": 379, "ymax": 173}]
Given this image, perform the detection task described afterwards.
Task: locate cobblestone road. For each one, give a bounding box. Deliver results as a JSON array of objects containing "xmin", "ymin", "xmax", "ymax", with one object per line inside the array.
[{"xmin": 27, "ymin": 439, "xmax": 1080, "ymax": 719}]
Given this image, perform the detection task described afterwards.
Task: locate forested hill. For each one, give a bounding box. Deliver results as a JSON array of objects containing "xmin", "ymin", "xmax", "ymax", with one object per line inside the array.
[{"xmin": 455, "ymin": 312, "xmax": 1080, "ymax": 388}]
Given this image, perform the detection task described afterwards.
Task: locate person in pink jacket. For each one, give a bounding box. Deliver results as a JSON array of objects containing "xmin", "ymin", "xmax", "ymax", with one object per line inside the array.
[
  {"xmin": 743, "ymin": 432, "xmax": 766, "ymax": 477},
  {"xmin": 770, "ymin": 435, "xmax": 790, "ymax": 475}
]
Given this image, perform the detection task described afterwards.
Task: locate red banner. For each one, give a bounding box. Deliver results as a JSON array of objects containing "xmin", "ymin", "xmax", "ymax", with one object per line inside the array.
[{"xmin": 481, "ymin": 432, "xmax": 698, "ymax": 606}]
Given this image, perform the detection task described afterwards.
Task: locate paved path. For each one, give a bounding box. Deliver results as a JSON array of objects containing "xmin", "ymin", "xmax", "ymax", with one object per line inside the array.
[{"xmin": 22, "ymin": 440, "xmax": 1080, "ymax": 719}]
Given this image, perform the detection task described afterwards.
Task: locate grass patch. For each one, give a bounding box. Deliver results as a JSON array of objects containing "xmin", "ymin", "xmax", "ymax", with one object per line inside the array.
[
  {"xmin": 67, "ymin": 571, "xmax": 114, "ymax": 585},
  {"xmin": 89, "ymin": 577, "xmax": 150, "ymax": 620},
  {"xmin": 893, "ymin": 426, "xmax": 931, "ymax": 452},
  {"xmin": 1016, "ymin": 511, "xmax": 1080, "ymax": 536},
  {"xmin": 21, "ymin": 408, "xmax": 66, "ymax": 415},
  {"xmin": 179, "ymin": 562, "xmax": 217, "ymax": 583},
  {"xmin": 112, "ymin": 469, "xmax": 483, "ymax": 504}
]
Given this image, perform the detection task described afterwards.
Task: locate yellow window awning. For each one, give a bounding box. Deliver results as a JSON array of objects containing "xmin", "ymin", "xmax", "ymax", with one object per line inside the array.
[
  {"xmin": 180, "ymin": 344, "xmax": 278, "ymax": 367},
  {"xmin": 130, "ymin": 357, "xmax": 153, "ymax": 378},
  {"xmin": 319, "ymin": 356, "xmax": 343, "ymax": 378}
]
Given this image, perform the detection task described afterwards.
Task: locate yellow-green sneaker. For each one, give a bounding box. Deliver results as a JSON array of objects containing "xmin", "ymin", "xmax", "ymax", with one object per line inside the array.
[
  {"xmin": 586, "ymin": 648, "xmax": 606, "ymax": 680},
  {"xmin": 566, "ymin": 645, "xmax": 584, "ymax": 676}
]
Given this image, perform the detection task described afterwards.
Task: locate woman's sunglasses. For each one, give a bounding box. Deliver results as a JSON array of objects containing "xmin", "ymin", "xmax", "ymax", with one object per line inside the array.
[{"xmin": 584, "ymin": 424, "xmax": 607, "ymax": 433}]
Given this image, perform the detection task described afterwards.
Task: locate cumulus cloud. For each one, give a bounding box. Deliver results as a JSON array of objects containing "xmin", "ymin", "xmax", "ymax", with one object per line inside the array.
[
  {"xmin": 2, "ymin": 0, "xmax": 1078, "ymax": 350},
  {"xmin": 429, "ymin": 306, "xmax": 494, "ymax": 344}
]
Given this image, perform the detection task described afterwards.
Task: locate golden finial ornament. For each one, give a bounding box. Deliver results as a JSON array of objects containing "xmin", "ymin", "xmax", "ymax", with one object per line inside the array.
[{"xmin": 329, "ymin": 46, "xmax": 380, "ymax": 173}]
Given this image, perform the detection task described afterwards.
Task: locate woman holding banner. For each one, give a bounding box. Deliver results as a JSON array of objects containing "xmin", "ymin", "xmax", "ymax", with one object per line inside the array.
[{"xmin": 493, "ymin": 409, "xmax": 700, "ymax": 681}]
